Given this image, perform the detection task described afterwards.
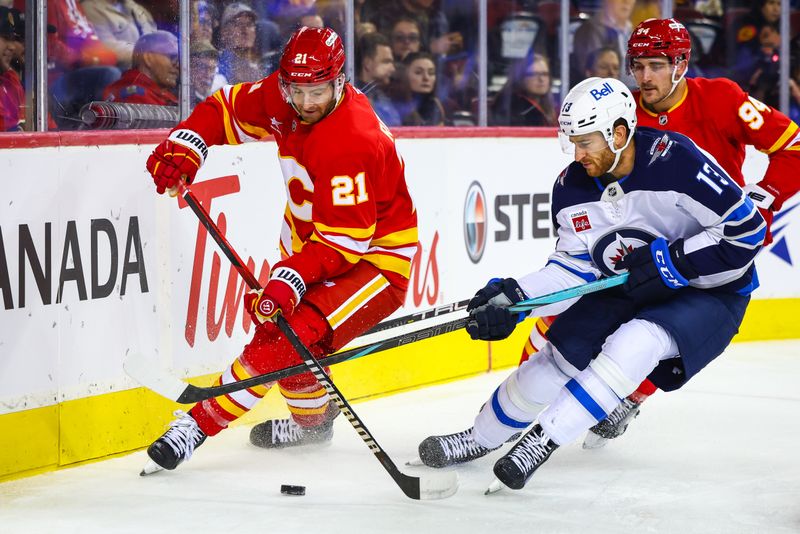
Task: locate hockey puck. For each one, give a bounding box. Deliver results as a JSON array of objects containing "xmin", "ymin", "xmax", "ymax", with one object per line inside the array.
[{"xmin": 280, "ymin": 484, "xmax": 306, "ymax": 496}]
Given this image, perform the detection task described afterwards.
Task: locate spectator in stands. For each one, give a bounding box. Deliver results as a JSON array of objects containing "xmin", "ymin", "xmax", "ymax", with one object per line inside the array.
[
  {"xmin": 389, "ymin": 16, "xmax": 423, "ymax": 62},
  {"xmin": 217, "ymin": 3, "xmax": 268, "ymax": 84},
  {"xmin": 437, "ymin": 51, "xmax": 477, "ymax": 124},
  {"xmin": 191, "ymin": 0, "xmax": 215, "ymax": 44},
  {"xmin": 490, "ymin": 52, "xmax": 556, "ymax": 127},
  {"xmin": 362, "ymin": 0, "xmax": 460, "ymax": 57},
  {"xmin": 46, "ymin": 0, "xmax": 122, "ymax": 130},
  {"xmin": 730, "ymin": 0, "xmax": 781, "ymax": 88},
  {"xmin": 299, "ymin": 13, "xmax": 325, "ymax": 29},
  {"xmin": 585, "ymin": 45, "xmax": 621, "ymax": 80},
  {"xmin": 190, "ymin": 40, "xmax": 220, "ymax": 107},
  {"xmin": 356, "ymin": 32, "xmax": 401, "ymax": 126},
  {"xmin": 392, "ymin": 51, "xmax": 446, "ymax": 126},
  {"xmin": 571, "ymin": 0, "xmax": 635, "ymax": 88},
  {"xmin": 0, "ymin": 6, "xmax": 24, "ymax": 131},
  {"xmin": 255, "ymin": 0, "xmax": 319, "ymax": 43},
  {"xmin": 103, "ymin": 30, "xmax": 178, "ymax": 106},
  {"xmin": 82, "ymin": 0, "xmax": 157, "ymax": 69}
]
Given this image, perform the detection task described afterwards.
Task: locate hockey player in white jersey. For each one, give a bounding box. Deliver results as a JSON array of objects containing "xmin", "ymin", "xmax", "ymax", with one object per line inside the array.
[{"xmin": 417, "ymin": 77, "xmax": 766, "ymax": 492}]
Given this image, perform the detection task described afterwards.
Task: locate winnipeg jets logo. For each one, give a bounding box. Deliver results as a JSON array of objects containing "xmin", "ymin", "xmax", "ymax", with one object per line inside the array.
[
  {"xmin": 648, "ymin": 133, "xmax": 673, "ymax": 166},
  {"xmin": 591, "ymin": 228, "xmax": 656, "ymax": 276}
]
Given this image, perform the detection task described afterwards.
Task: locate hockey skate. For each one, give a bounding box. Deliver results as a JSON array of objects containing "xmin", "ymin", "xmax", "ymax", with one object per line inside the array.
[
  {"xmin": 582, "ymin": 397, "xmax": 642, "ymax": 449},
  {"xmin": 249, "ymin": 402, "xmax": 339, "ymax": 449},
  {"xmin": 417, "ymin": 428, "xmax": 500, "ymax": 468},
  {"xmin": 486, "ymin": 424, "xmax": 558, "ymax": 493},
  {"xmin": 141, "ymin": 410, "xmax": 207, "ymax": 476}
]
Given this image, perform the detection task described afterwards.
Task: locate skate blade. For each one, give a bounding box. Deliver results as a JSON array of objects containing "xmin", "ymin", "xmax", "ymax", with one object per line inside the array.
[
  {"xmin": 405, "ymin": 457, "xmax": 424, "ymax": 467},
  {"xmin": 582, "ymin": 432, "xmax": 609, "ymax": 450},
  {"xmin": 484, "ymin": 478, "xmax": 504, "ymax": 495},
  {"xmin": 139, "ymin": 459, "xmax": 164, "ymax": 476}
]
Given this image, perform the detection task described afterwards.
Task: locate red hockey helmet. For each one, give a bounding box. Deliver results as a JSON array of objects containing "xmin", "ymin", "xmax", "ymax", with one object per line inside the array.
[
  {"xmin": 627, "ymin": 18, "xmax": 692, "ymax": 67},
  {"xmin": 279, "ymin": 27, "xmax": 345, "ymax": 85}
]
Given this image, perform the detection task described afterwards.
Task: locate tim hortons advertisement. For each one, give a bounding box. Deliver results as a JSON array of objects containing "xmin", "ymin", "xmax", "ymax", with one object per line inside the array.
[{"xmin": 0, "ymin": 137, "xmax": 797, "ymax": 413}]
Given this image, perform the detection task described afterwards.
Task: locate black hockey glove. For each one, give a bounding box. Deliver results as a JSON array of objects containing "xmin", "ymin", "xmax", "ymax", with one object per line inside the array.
[
  {"xmin": 467, "ymin": 277, "xmax": 527, "ymax": 312},
  {"xmin": 466, "ymin": 305, "xmax": 521, "ymax": 341},
  {"xmin": 615, "ymin": 237, "xmax": 698, "ymax": 306}
]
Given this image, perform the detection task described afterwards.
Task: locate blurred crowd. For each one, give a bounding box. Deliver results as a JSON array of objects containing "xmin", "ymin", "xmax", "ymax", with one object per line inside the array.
[{"xmin": 2, "ymin": 0, "xmax": 800, "ymax": 131}]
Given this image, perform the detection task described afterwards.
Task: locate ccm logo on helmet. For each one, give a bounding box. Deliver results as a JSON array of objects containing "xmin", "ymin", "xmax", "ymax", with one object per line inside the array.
[{"xmin": 590, "ymin": 82, "xmax": 615, "ymax": 101}]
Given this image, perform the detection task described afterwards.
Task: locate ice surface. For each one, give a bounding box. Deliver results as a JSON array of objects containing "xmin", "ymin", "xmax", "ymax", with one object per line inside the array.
[{"xmin": 2, "ymin": 340, "xmax": 799, "ymax": 534}]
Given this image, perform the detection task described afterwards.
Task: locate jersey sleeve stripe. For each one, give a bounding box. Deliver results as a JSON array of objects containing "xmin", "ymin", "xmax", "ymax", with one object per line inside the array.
[
  {"xmin": 722, "ymin": 199, "xmax": 756, "ymax": 223},
  {"xmin": 212, "ymin": 90, "xmax": 240, "ymax": 144},
  {"xmin": 309, "ymin": 232, "xmax": 363, "ymax": 263},
  {"xmin": 314, "ymin": 221, "xmax": 376, "ymax": 239},
  {"xmin": 763, "ymin": 122, "xmax": 799, "ymax": 154},
  {"xmin": 362, "ymin": 251, "xmax": 413, "ymax": 278},
  {"xmin": 371, "ymin": 227, "xmax": 419, "ymax": 248},
  {"xmin": 546, "ymin": 259, "xmax": 598, "ymax": 283}
]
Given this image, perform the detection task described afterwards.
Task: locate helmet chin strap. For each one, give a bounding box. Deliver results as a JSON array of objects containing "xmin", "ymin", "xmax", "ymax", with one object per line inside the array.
[{"xmin": 662, "ymin": 59, "xmax": 687, "ymax": 102}]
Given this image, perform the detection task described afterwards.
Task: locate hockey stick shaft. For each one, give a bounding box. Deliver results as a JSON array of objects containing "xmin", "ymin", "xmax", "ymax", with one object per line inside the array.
[
  {"xmin": 172, "ymin": 182, "xmax": 453, "ymax": 500},
  {"xmin": 362, "ymin": 298, "xmax": 470, "ymax": 335},
  {"xmin": 170, "ymin": 276, "xmax": 627, "ymax": 403},
  {"xmin": 174, "ymin": 315, "xmax": 469, "ymax": 403}
]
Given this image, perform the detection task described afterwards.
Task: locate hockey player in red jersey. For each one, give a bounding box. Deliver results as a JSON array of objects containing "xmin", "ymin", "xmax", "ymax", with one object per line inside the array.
[{"xmin": 141, "ymin": 27, "xmax": 418, "ymax": 474}]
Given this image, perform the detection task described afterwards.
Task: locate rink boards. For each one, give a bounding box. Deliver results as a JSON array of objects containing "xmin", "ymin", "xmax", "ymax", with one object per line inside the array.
[{"xmin": 1, "ymin": 129, "xmax": 798, "ymax": 481}]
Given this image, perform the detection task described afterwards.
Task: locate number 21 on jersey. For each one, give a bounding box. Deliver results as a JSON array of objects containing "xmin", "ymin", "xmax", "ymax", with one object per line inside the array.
[{"xmin": 332, "ymin": 172, "xmax": 369, "ymax": 205}]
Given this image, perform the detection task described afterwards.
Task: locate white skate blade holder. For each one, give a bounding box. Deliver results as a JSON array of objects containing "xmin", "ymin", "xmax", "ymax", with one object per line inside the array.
[
  {"xmin": 140, "ymin": 459, "xmax": 164, "ymax": 476},
  {"xmin": 485, "ymin": 478, "xmax": 505, "ymax": 495},
  {"xmin": 582, "ymin": 432, "xmax": 609, "ymax": 450},
  {"xmin": 405, "ymin": 457, "xmax": 425, "ymax": 467}
]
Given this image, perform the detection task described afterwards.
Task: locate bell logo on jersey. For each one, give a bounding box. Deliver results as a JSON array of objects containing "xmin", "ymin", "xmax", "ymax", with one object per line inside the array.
[
  {"xmin": 570, "ymin": 210, "xmax": 592, "ymax": 232},
  {"xmin": 590, "ymin": 82, "xmax": 615, "ymax": 101}
]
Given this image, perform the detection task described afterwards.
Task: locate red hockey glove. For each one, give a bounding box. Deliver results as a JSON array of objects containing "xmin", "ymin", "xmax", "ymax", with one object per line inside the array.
[
  {"xmin": 145, "ymin": 129, "xmax": 208, "ymax": 194},
  {"xmin": 244, "ymin": 267, "xmax": 307, "ymax": 324},
  {"xmin": 743, "ymin": 183, "xmax": 775, "ymax": 246}
]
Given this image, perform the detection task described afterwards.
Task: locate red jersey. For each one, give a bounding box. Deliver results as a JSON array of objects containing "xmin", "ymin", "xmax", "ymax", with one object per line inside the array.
[
  {"xmin": 179, "ymin": 74, "xmax": 418, "ymax": 290},
  {"xmin": 634, "ymin": 77, "xmax": 800, "ymax": 211},
  {"xmin": 103, "ymin": 69, "xmax": 178, "ymax": 106},
  {"xmin": 0, "ymin": 69, "xmax": 24, "ymax": 131}
]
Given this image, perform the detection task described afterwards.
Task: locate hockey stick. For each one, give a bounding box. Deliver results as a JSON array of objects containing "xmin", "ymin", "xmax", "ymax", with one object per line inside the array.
[
  {"xmin": 130, "ymin": 181, "xmax": 458, "ymax": 500},
  {"xmin": 362, "ymin": 298, "xmax": 470, "ymax": 335},
  {"xmin": 125, "ymin": 273, "xmax": 629, "ymax": 404}
]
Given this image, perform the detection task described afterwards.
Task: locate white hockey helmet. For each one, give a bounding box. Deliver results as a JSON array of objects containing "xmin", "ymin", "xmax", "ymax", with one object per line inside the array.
[{"xmin": 558, "ymin": 77, "xmax": 637, "ymax": 171}]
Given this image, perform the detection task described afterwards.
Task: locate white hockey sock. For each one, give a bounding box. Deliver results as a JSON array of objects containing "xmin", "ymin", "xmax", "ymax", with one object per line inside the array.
[
  {"xmin": 473, "ymin": 344, "xmax": 573, "ymax": 448},
  {"xmin": 538, "ymin": 366, "xmax": 621, "ymax": 446}
]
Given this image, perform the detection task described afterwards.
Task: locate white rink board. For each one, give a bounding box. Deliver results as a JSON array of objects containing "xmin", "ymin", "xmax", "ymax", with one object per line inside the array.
[{"xmin": 0, "ymin": 137, "xmax": 798, "ymax": 414}]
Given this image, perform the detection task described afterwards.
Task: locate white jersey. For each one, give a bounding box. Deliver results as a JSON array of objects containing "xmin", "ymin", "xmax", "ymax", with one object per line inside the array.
[{"xmin": 518, "ymin": 127, "xmax": 766, "ymax": 315}]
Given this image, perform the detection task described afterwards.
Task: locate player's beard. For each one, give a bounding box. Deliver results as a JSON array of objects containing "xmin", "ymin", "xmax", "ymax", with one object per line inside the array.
[
  {"xmin": 581, "ymin": 149, "xmax": 616, "ymax": 177},
  {"xmin": 300, "ymin": 99, "xmax": 337, "ymax": 124}
]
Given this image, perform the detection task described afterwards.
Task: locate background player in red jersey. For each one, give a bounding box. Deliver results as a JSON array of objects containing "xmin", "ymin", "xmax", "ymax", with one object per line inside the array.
[
  {"xmin": 583, "ymin": 17, "xmax": 800, "ymax": 447},
  {"xmin": 141, "ymin": 27, "xmax": 419, "ymax": 474}
]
